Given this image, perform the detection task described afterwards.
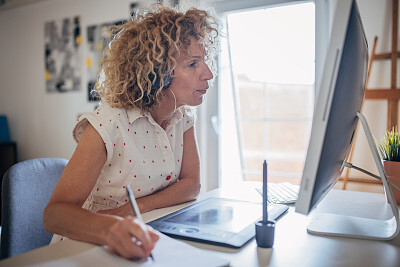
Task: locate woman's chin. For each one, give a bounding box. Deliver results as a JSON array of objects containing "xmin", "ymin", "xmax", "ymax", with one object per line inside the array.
[{"xmin": 193, "ymin": 96, "xmax": 205, "ymax": 106}]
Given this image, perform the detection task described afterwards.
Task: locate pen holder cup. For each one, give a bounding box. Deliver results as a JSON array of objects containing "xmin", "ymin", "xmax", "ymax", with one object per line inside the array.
[{"xmin": 255, "ymin": 220, "xmax": 276, "ymax": 248}]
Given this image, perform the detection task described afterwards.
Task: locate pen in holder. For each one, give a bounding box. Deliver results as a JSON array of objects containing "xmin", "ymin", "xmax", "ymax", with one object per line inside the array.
[{"xmin": 255, "ymin": 160, "xmax": 276, "ymax": 248}]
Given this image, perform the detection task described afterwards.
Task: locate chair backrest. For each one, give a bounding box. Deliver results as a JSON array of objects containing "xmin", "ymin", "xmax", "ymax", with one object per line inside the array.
[{"xmin": 0, "ymin": 158, "xmax": 68, "ymax": 259}]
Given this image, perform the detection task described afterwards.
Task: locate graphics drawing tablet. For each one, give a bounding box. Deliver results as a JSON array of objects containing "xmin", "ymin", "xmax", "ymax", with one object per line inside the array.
[{"xmin": 148, "ymin": 197, "xmax": 288, "ymax": 248}]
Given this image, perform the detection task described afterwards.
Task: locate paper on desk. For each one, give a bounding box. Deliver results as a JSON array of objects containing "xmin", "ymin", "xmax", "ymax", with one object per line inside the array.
[{"xmin": 32, "ymin": 233, "xmax": 229, "ymax": 267}]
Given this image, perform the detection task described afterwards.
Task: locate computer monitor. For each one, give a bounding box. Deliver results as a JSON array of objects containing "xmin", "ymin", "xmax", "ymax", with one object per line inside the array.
[{"xmin": 295, "ymin": 0, "xmax": 399, "ymax": 240}]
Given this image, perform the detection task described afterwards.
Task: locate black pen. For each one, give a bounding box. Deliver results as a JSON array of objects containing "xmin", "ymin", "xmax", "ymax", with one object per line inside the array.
[
  {"xmin": 126, "ymin": 185, "xmax": 155, "ymax": 262},
  {"xmin": 263, "ymin": 160, "xmax": 268, "ymax": 222}
]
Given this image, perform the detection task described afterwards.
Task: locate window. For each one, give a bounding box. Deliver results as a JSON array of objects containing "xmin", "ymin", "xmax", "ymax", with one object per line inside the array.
[{"xmin": 219, "ymin": 2, "xmax": 315, "ymax": 186}]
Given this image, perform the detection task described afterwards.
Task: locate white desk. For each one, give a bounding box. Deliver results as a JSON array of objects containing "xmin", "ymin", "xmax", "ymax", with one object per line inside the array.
[{"xmin": 1, "ymin": 181, "xmax": 400, "ymax": 267}]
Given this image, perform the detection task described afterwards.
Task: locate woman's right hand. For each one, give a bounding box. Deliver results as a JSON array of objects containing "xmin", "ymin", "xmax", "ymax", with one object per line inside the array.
[{"xmin": 105, "ymin": 216, "xmax": 159, "ymax": 259}]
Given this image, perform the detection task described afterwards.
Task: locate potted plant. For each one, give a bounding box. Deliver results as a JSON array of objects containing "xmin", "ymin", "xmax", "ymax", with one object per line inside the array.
[{"xmin": 378, "ymin": 127, "xmax": 400, "ymax": 205}]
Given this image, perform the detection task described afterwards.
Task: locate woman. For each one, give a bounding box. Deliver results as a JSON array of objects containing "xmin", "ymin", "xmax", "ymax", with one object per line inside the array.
[{"xmin": 43, "ymin": 4, "xmax": 219, "ymax": 260}]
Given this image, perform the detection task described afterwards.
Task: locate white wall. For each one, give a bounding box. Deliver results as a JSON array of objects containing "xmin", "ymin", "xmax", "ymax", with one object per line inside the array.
[{"xmin": 0, "ymin": 0, "xmax": 395, "ymax": 188}]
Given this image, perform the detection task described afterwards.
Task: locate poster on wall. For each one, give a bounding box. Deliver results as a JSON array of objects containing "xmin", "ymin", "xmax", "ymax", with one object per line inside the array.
[
  {"xmin": 44, "ymin": 16, "xmax": 82, "ymax": 93},
  {"xmin": 86, "ymin": 20, "xmax": 125, "ymax": 101},
  {"xmin": 86, "ymin": 2, "xmax": 139, "ymax": 102}
]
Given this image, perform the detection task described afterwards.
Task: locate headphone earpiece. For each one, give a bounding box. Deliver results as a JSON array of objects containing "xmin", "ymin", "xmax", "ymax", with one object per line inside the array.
[{"xmin": 149, "ymin": 70, "xmax": 174, "ymax": 88}]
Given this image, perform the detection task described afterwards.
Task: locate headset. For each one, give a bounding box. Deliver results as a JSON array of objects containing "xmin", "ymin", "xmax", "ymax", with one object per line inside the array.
[{"xmin": 149, "ymin": 69, "xmax": 174, "ymax": 89}]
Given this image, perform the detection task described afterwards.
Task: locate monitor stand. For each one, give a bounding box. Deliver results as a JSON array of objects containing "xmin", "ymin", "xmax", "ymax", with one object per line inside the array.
[{"xmin": 307, "ymin": 112, "xmax": 400, "ymax": 240}]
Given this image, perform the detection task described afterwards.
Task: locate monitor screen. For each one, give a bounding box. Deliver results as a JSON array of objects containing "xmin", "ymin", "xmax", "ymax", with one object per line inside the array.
[{"xmin": 295, "ymin": 0, "xmax": 368, "ymax": 215}]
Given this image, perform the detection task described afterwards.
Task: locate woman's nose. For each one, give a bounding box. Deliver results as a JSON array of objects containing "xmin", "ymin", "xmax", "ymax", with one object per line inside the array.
[{"xmin": 202, "ymin": 64, "xmax": 214, "ymax": 81}]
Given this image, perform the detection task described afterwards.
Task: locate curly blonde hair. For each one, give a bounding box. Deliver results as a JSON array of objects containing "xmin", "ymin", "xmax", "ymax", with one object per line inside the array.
[{"xmin": 95, "ymin": 4, "xmax": 219, "ymax": 110}]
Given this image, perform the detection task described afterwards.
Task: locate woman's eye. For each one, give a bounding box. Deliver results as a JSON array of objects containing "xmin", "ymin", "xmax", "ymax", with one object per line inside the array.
[{"xmin": 189, "ymin": 62, "xmax": 198, "ymax": 68}]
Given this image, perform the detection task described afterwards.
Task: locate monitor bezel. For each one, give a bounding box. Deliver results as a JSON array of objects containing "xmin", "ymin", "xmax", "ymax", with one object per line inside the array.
[{"xmin": 295, "ymin": 0, "xmax": 356, "ymax": 215}]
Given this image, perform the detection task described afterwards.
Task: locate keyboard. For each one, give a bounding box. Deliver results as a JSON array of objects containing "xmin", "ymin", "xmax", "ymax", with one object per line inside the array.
[{"xmin": 256, "ymin": 182, "xmax": 299, "ymax": 204}]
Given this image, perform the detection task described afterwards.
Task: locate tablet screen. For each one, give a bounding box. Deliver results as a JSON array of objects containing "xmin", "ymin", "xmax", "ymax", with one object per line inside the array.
[
  {"xmin": 165, "ymin": 199, "xmax": 261, "ymax": 233},
  {"xmin": 149, "ymin": 197, "xmax": 288, "ymax": 248}
]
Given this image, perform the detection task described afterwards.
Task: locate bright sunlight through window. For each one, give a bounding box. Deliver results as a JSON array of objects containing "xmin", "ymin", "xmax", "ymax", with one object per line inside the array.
[{"xmin": 219, "ymin": 2, "xmax": 315, "ymax": 186}]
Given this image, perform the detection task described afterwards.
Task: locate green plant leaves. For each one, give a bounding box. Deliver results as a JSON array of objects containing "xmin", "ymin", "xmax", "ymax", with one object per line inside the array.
[{"xmin": 378, "ymin": 127, "xmax": 400, "ymax": 162}]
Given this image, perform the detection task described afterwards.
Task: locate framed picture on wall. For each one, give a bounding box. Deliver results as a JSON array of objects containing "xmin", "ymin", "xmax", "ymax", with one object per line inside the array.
[
  {"xmin": 86, "ymin": 19, "xmax": 125, "ymax": 102},
  {"xmin": 44, "ymin": 16, "xmax": 82, "ymax": 93}
]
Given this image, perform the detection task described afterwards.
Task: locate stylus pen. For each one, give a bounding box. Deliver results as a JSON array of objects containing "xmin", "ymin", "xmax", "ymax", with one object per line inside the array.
[
  {"xmin": 263, "ymin": 160, "xmax": 268, "ymax": 222},
  {"xmin": 126, "ymin": 185, "xmax": 154, "ymax": 262}
]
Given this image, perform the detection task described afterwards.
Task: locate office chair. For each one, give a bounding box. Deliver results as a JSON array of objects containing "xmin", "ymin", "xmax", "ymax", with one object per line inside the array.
[{"xmin": 0, "ymin": 158, "xmax": 68, "ymax": 259}]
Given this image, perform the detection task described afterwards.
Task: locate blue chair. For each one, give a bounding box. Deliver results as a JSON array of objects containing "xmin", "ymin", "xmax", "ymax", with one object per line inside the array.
[{"xmin": 0, "ymin": 158, "xmax": 68, "ymax": 259}]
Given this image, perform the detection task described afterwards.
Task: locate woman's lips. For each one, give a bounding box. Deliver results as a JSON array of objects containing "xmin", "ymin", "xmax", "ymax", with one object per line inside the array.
[{"xmin": 196, "ymin": 88, "xmax": 208, "ymax": 95}]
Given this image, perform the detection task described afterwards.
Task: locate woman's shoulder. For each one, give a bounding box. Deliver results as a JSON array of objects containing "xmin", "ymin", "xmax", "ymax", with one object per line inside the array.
[
  {"xmin": 74, "ymin": 103, "xmax": 128, "ymax": 137},
  {"xmin": 96, "ymin": 102, "xmax": 126, "ymax": 117},
  {"xmin": 82, "ymin": 103, "xmax": 129, "ymax": 126}
]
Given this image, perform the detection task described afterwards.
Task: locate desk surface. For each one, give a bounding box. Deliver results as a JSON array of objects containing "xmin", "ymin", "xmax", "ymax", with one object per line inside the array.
[{"xmin": 2, "ymin": 181, "xmax": 400, "ymax": 267}]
